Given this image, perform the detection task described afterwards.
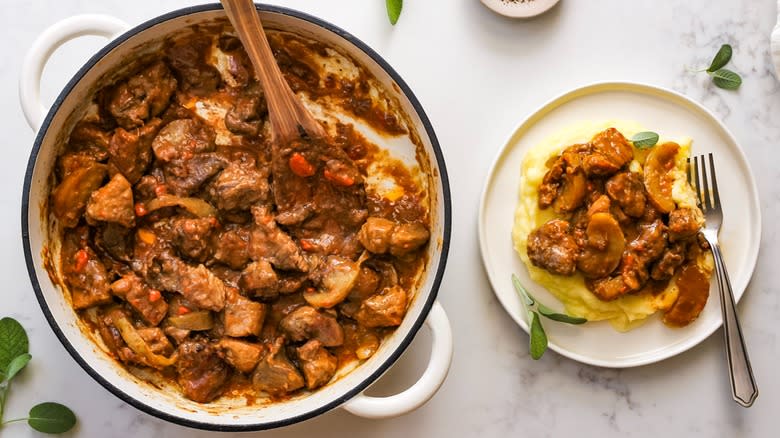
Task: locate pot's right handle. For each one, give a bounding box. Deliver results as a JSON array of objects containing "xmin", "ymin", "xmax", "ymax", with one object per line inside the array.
[
  {"xmin": 342, "ymin": 301, "xmax": 453, "ymax": 419},
  {"xmin": 19, "ymin": 14, "xmax": 129, "ymax": 132}
]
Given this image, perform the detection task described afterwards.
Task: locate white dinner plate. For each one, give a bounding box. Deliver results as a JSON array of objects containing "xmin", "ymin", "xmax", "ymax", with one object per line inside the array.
[{"xmin": 478, "ymin": 82, "xmax": 761, "ymax": 368}]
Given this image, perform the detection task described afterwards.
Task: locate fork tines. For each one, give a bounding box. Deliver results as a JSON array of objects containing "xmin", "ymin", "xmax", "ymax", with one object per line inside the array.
[{"xmin": 687, "ymin": 153, "xmax": 721, "ymax": 212}]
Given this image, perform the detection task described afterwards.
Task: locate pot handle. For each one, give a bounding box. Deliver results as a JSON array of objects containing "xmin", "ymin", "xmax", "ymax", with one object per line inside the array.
[
  {"xmin": 342, "ymin": 301, "xmax": 453, "ymax": 419},
  {"xmin": 19, "ymin": 14, "xmax": 129, "ymax": 132}
]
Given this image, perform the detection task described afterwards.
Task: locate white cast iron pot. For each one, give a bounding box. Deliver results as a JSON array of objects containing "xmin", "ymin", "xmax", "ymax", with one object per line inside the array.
[{"xmin": 19, "ymin": 4, "xmax": 452, "ymax": 431}]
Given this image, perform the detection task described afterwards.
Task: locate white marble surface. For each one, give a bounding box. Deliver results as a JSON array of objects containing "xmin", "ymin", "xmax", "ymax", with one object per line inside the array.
[{"xmin": 1, "ymin": 0, "xmax": 778, "ymax": 436}]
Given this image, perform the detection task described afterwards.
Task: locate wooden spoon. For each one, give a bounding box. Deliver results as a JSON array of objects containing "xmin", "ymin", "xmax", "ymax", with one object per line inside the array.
[{"xmin": 221, "ymin": 0, "xmax": 326, "ymax": 143}]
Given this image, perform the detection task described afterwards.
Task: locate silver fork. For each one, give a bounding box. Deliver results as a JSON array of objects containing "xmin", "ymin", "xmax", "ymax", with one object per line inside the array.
[{"xmin": 689, "ymin": 153, "xmax": 758, "ymax": 407}]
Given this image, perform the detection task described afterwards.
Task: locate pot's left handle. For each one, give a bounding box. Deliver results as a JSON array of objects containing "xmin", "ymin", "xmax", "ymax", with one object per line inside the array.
[
  {"xmin": 19, "ymin": 14, "xmax": 129, "ymax": 132},
  {"xmin": 342, "ymin": 301, "xmax": 453, "ymax": 419}
]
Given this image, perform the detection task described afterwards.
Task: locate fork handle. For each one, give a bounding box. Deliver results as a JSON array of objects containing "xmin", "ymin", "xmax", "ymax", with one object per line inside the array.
[{"xmin": 710, "ymin": 242, "xmax": 759, "ymax": 407}]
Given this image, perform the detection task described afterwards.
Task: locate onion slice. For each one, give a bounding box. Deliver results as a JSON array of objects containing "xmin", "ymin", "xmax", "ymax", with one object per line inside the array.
[
  {"xmin": 167, "ymin": 311, "xmax": 214, "ymax": 331},
  {"xmin": 112, "ymin": 313, "xmax": 178, "ymax": 369},
  {"xmin": 145, "ymin": 195, "xmax": 217, "ymax": 217}
]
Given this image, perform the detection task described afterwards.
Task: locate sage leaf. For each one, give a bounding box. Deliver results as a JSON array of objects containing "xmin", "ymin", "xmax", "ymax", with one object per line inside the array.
[
  {"xmin": 707, "ymin": 44, "xmax": 733, "ymax": 72},
  {"xmin": 511, "ymin": 274, "xmax": 534, "ymax": 306},
  {"xmin": 0, "ymin": 318, "xmax": 29, "ymax": 374},
  {"xmin": 529, "ymin": 311, "xmax": 548, "ymax": 360},
  {"xmin": 538, "ymin": 305, "xmax": 587, "ymax": 325},
  {"xmin": 711, "ymin": 68, "xmax": 742, "ymax": 90},
  {"xmin": 630, "ymin": 131, "xmax": 659, "ymax": 149},
  {"xmin": 386, "ymin": 0, "xmax": 403, "ymax": 25},
  {"xmin": 4, "ymin": 353, "xmax": 31, "ymax": 382},
  {"xmin": 27, "ymin": 402, "xmax": 77, "ymax": 434}
]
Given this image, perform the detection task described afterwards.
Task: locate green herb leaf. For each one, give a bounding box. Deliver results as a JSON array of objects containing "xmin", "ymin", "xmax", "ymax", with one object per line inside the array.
[
  {"xmin": 710, "ymin": 68, "xmax": 742, "ymax": 90},
  {"xmin": 630, "ymin": 131, "xmax": 659, "ymax": 149},
  {"xmin": 529, "ymin": 311, "xmax": 548, "ymax": 360},
  {"xmin": 386, "ymin": 0, "xmax": 403, "ymax": 25},
  {"xmin": 4, "ymin": 353, "xmax": 31, "ymax": 382},
  {"xmin": 511, "ymin": 274, "xmax": 534, "ymax": 306},
  {"xmin": 0, "ymin": 318, "xmax": 29, "ymax": 374},
  {"xmin": 537, "ymin": 305, "xmax": 587, "ymax": 325},
  {"xmin": 707, "ymin": 44, "xmax": 732, "ymax": 73},
  {"xmin": 27, "ymin": 402, "xmax": 77, "ymax": 434}
]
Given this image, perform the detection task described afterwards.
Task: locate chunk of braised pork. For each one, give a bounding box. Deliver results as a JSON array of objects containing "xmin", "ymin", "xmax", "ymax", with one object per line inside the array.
[
  {"xmin": 213, "ymin": 225, "xmax": 252, "ymax": 269},
  {"xmin": 86, "ymin": 173, "xmax": 135, "ymax": 228},
  {"xmin": 390, "ymin": 223, "xmax": 430, "ymax": 257},
  {"xmin": 279, "ymin": 306, "xmax": 344, "ymax": 347},
  {"xmin": 110, "ymin": 273, "xmax": 168, "ymax": 326},
  {"xmin": 137, "ymin": 327, "xmax": 174, "ymax": 356},
  {"xmin": 108, "ymin": 118, "xmax": 162, "ymax": 184},
  {"xmin": 538, "ymin": 154, "xmax": 567, "ymax": 209},
  {"xmin": 163, "ymin": 326, "xmax": 190, "ymax": 346},
  {"xmin": 138, "ymin": 251, "xmax": 227, "ymax": 311},
  {"xmin": 61, "ymin": 229, "xmax": 112, "ymax": 309},
  {"xmin": 621, "ymin": 220, "xmax": 668, "ymax": 290},
  {"xmin": 108, "ymin": 62, "xmax": 176, "ymax": 129},
  {"xmin": 582, "ymin": 128, "xmax": 634, "ymax": 176},
  {"xmin": 151, "ymin": 119, "xmax": 226, "ymax": 195},
  {"xmin": 586, "ymin": 276, "xmax": 629, "ymax": 301},
  {"xmin": 354, "ymin": 285, "xmax": 408, "ymax": 328},
  {"xmin": 168, "ymin": 217, "xmax": 218, "ymax": 262},
  {"xmin": 357, "ymin": 217, "xmax": 394, "ymax": 254},
  {"xmin": 179, "ymin": 264, "xmax": 228, "ymax": 311},
  {"xmin": 225, "ymin": 94, "xmax": 267, "ymax": 136},
  {"xmin": 250, "ymin": 206, "xmax": 308, "ymax": 271},
  {"xmin": 152, "ymin": 118, "xmax": 215, "ymax": 160},
  {"xmin": 252, "ymin": 337, "xmax": 305, "ymax": 396},
  {"xmin": 223, "ymin": 288, "xmax": 266, "ymax": 337},
  {"xmin": 527, "ymin": 219, "xmax": 580, "ymax": 276},
  {"xmin": 650, "ymin": 241, "xmax": 688, "ymax": 281},
  {"xmin": 95, "ymin": 223, "xmax": 134, "ymax": 262},
  {"xmin": 239, "ymin": 260, "xmax": 278, "ymax": 295},
  {"xmin": 166, "ymin": 36, "xmax": 221, "ymax": 95},
  {"xmin": 349, "ymin": 266, "xmax": 381, "ymax": 302},
  {"xmin": 357, "ymin": 217, "xmax": 430, "ymax": 256},
  {"xmin": 169, "ymin": 153, "xmax": 228, "ymax": 196},
  {"xmin": 216, "ymin": 338, "xmax": 263, "ymax": 373},
  {"xmin": 275, "ymin": 272, "xmax": 309, "ymax": 296},
  {"xmin": 605, "ymin": 172, "xmax": 646, "ymax": 218},
  {"xmin": 207, "ymin": 162, "xmax": 269, "ymax": 211},
  {"xmin": 296, "ymin": 340, "xmax": 337, "ymax": 390},
  {"xmin": 668, "ymin": 208, "xmax": 702, "ymax": 241},
  {"xmin": 176, "ymin": 340, "xmax": 229, "ymax": 403},
  {"xmin": 57, "ymin": 151, "xmax": 99, "ymax": 180},
  {"xmin": 69, "ymin": 121, "xmax": 111, "ymax": 161}
]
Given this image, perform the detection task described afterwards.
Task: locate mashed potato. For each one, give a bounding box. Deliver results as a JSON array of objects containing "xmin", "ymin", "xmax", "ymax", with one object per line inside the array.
[{"xmin": 512, "ymin": 120, "xmax": 713, "ymax": 331}]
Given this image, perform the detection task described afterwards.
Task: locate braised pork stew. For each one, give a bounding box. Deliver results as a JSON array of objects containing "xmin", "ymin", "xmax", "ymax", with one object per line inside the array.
[
  {"xmin": 527, "ymin": 128, "xmax": 711, "ymax": 327},
  {"xmin": 49, "ymin": 28, "xmax": 430, "ymax": 403}
]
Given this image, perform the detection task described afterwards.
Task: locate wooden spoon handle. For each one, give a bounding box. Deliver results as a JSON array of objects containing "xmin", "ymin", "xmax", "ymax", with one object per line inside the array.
[{"xmin": 221, "ymin": 0, "xmax": 325, "ymax": 142}]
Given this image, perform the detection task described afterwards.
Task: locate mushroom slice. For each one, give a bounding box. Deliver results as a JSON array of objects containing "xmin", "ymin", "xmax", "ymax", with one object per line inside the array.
[
  {"xmin": 553, "ymin": 168, "xmax": 587, "ymax": 213},
  {"xmin": 304, "ymin": 253, "xmax": 368, "ymax": 308},
  {"xmin": 577, "ymin": 212, "xmax": 625, "ymax": 278}
]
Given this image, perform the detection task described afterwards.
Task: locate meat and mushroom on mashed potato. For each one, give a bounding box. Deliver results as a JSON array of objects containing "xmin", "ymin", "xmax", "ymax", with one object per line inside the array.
[{"xmin": 512, "ymin": 121, "xmax": 713, "ymax": 332}]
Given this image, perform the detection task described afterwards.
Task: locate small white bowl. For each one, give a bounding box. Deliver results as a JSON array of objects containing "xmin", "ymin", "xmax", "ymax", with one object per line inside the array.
[{"xmin": 480, "ymin": 0, "xmax": 560, "ymax": 18}]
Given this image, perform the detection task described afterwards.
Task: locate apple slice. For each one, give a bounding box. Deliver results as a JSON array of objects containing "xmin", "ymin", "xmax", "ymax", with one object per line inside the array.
[{"xmin": 643, "ymin": 142, "xmax": 680, "ymax": 214}]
